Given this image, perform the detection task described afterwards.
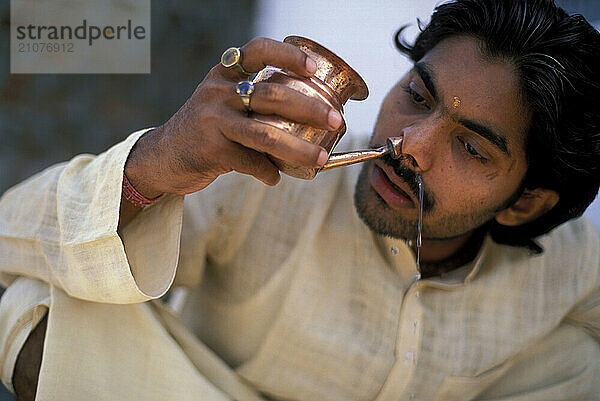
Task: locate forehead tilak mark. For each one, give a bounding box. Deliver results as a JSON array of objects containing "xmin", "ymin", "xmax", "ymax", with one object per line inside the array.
[
  {"xmin": 452, "ymin": 96, "xmax": 461, "ymax": 109},
  {"xmin": 414, "ymin": 62, "xmax": 510, "ymax": 156}
]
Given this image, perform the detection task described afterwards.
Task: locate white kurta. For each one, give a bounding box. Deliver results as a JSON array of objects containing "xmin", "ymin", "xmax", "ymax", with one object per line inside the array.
[{"xmin": 0, "ymin": 129, "xmax": 599, "ymax": 400}]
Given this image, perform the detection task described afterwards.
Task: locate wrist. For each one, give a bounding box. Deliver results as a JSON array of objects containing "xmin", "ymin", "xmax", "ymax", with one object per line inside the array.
[
  {"xmin": 124, "ymin": 128, "xmax": 165, "ymax": 200},
  {"xmin": 122, "ymin": 173, "xmax": 163, "ymax": 207}
]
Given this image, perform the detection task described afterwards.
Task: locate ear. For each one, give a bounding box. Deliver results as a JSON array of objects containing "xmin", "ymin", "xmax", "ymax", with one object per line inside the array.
[{"xmin": 495, "ymin": 188, "xmax": 560, "ymax": 226}]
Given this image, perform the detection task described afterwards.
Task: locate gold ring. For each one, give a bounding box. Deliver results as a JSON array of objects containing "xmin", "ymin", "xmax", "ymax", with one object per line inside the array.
[
  {"xmin": 221, "ymin": 47, "xmax": 252, "ymax": 76},
  {"xmin": 236, "ymin": 80, "xmax": 255, "ymax": 112}
]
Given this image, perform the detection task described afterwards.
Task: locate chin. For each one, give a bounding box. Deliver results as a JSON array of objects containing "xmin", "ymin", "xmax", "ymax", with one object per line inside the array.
[{"xmin": 353, "ymin": 163, "xmax": 419, "ymax": 240}]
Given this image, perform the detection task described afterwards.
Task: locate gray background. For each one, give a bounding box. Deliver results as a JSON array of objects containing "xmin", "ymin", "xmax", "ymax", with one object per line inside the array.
[{"xmin": 0, "ymin": 0, "xmax": 256, "ymax": 195}]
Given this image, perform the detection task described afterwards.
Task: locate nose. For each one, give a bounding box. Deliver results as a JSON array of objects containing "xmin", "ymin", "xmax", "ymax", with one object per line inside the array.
[
  {"xmin": 387, "ymin": 137, "xmax": 404, "ymax": 159},
  {"xmin": 400, "ymin": 119, "xmax": 443, "ymax": 172}
]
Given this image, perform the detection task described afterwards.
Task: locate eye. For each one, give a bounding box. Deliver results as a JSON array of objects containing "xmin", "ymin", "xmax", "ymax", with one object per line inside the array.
[
  {"xmin": 457, "ymin": 136, "xmax": 488, "ymax": 164},
  {"xmin": 402, "ymin": 83, "xmax": 430, "ymax": 110},
  {"xmin": 408, "ymin": 87, "xmax": 425, "ymax": 103}
]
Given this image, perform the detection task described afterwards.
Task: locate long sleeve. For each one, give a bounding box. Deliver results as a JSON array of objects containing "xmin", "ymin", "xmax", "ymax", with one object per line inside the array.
[
  {"xmin": 0, "ymin": 128, "xmax": 184, "ymax": 304},
  {"xmin": 0, "ymin": 277, "xmax": 49, "ymax": 393},
  {"xmin": 0, "ymin": 128, "xmax": 268, "ymax": 396}
]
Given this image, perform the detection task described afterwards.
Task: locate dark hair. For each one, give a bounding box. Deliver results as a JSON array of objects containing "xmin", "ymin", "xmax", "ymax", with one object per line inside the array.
[{"xmin": 396, "ymin": 0, "xmax": 600, "ymax": 252}]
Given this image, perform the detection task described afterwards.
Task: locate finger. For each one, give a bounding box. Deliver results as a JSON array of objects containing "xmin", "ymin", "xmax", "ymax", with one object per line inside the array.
[
  {"xmin": 221, "ymin": 114, "xmax": 329, "ymax": 168},
  {"xmin": 219, "ymin": 37, "xmax": 317, "ymax": 79},
  {"xmin": 243, "ymin": 37, "xmax": 317, "ymax": 77},
  {"xmin": 230, "ymin": 82, "xmax": 342, "ymax": 131},
  {"xmin": 219, "ymin": 140, "xmax": 281, "ymax": 186}
]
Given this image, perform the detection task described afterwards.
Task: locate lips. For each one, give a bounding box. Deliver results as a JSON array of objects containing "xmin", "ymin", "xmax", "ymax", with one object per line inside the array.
[{"xmin": 370, "ymin": 162, "xmax": 416, "ymax": 209}]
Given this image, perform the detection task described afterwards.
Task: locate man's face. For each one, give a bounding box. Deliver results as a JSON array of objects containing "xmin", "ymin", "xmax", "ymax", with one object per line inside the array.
[{"xmin": 355, "ymin": 35, "xmax": 530, "ymax": 241}]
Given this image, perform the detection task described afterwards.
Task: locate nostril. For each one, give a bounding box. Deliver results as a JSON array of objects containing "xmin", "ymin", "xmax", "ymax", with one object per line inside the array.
[
  {"xmin": 402, "ymin": 153, "xmax": 419, "ymax": 169},
  {"xmin": 387, "ymin": 137, "xmax": 404, "ymax": 159}
]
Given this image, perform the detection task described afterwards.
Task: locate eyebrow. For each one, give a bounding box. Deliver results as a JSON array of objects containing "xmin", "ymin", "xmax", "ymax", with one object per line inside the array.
[{"xmin": 413, "ymin": 61, "xmax": 511, "ymax": 156}]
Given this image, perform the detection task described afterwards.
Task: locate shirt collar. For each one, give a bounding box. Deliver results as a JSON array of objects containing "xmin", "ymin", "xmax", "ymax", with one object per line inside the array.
[{"xmin": 377, "ymin": 232, "xmax": 492, "ymax": 286}]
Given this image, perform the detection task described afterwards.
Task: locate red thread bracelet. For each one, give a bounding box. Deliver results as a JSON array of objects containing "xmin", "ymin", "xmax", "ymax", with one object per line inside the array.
[{"xmin": 122, "ymin": 173, "xmax": 163, "ymax": 207}]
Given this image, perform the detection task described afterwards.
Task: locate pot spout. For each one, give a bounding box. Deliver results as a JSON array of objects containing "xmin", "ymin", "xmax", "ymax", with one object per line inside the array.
[{"xmin": 319, "ymin": 136, "xmax": 403, "ymax": 172}]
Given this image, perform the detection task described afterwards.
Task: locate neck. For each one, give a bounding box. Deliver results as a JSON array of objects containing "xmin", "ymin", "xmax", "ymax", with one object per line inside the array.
[
  {"xmin": 414, "ymin": 225, "xmax": 489, "ymax": 278},
  {"xmin": 419, "ymin": 233, "xmax": 473, "ymax": 263}
]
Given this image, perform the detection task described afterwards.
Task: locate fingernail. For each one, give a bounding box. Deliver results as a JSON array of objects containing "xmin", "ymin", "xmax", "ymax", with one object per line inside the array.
[
  {"xmin": 317, "ymin": 149, "xmax": 329, "ymax": 166},
  {"xmin": 305, "ymin": 57, "xmax": 317, "ymax": 74},
  {"xmin": 328, "ymin": 109, "xmax": 342, "ymax": 129}
]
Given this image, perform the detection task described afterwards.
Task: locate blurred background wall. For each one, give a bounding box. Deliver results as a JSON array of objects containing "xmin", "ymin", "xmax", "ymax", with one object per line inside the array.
[
  {"xmin": 0, "ymin": 0, "xmax": 598, "ymax": 399},
  {"xmin": 0, "ymin": 0, "xmax": 257, "ymax": 193}
]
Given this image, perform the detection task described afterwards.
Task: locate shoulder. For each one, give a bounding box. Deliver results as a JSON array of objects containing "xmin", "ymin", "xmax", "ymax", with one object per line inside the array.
[
  {"xmin": 545, "ymin": 216, "xmax": 599, "ymax": 242},
  {"xmin": 486, "ymin": 217, "xmax": 600, "ymax": 269},
  {"xmin": 537, "ymin": 217, "xmax": 600, "ymax": 265},
  {"xmin": 479, "ymin": 217, "xmax": 600, "ymax": 311},
  {"xmin": 182, "ymin": 158, "xmax": 353, "ymax": 224},
  {"xmin": 261, "ymin": 132, "xmax": 371, "ymax": 212}
]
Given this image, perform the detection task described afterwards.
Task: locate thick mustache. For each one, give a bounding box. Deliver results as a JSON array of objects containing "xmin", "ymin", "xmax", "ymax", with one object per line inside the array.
[{"xmin": 380, "ymin": 153, "xmax": 435, "ymax": 213}]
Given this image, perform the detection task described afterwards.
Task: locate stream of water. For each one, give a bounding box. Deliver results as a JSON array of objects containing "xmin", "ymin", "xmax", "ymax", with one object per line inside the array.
[{"xmin": 416, "ymin": 175, "xmax": 424, "ymax": 274}]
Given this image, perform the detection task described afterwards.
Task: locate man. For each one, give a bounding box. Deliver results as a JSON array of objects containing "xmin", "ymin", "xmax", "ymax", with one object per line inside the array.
[{"xmin": 1, "ymin": 0, "xmax": 599, "ymax": 399}]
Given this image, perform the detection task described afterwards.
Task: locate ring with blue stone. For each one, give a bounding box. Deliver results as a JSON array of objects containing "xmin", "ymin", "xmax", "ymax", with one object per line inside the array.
[
  {"xmin": 221, "ymin": 47, "xmax": 252, "ymax": 76},
  {"xmin": 236, "ymin": 80, "xmax": 255, "ymax": 112}
]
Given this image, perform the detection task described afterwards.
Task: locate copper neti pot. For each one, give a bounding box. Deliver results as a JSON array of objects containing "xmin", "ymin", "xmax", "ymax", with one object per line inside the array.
[{"xmin": 251, "ymin": 36, "xmax": 402, "ymax": 179}]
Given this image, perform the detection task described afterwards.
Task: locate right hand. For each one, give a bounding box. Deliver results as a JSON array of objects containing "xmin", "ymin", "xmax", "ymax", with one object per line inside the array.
[{"xmin": 125, "ymin": 37, "xmax": 343, "ymax": 198}]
